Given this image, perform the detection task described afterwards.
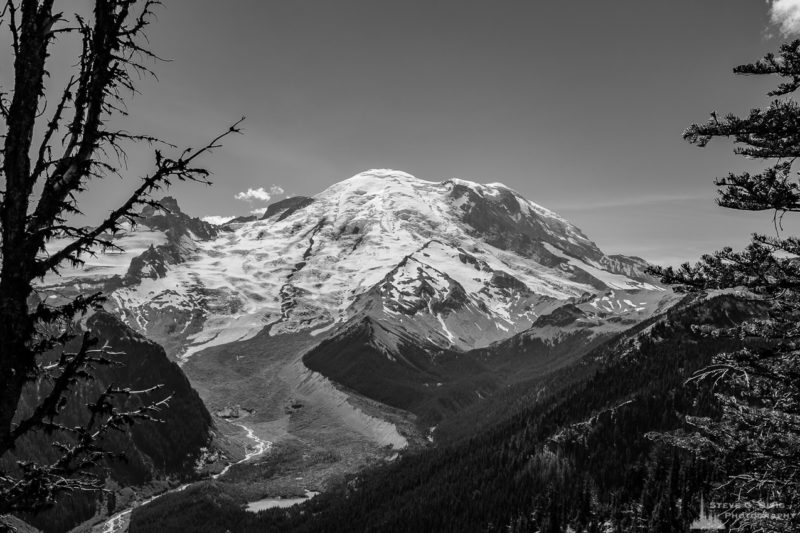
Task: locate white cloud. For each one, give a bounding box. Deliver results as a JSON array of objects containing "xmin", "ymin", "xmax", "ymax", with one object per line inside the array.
[
  {"xmin": 234, "ymin": 184, "xmax": 286, "ymax": 204},
  {"xmin": 250, "ymin": 207, "xmax": 268, "ymax": 216},
  {"xmin": 202, "ymin": 215, "xmax": 236, "ymax": 225},
  {"xmin": 768, "ymin": 0, "xmax": 800, "ymax": 36},
  {"xmin": 235, "ymin": 187, "xmax": 273, "ymax": 202}
]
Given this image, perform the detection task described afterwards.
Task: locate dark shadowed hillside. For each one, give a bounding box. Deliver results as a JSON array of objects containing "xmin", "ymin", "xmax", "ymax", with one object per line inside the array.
[{"xmin": 3, "ymin": 312, "xmax": 214, "ymax": 533}]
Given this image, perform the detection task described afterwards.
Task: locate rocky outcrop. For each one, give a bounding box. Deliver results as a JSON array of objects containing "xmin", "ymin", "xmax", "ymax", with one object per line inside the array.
[
  {"xmin": 139, "ymin": 196, "xmax": 218, "ymax": 241},
  {"xmin": 260, "ymin": 196, "xmax": 315, "ymax": 222},
  {"xmin": 124, "ymin": 197, "xmax": 217, "ymax": 284}
]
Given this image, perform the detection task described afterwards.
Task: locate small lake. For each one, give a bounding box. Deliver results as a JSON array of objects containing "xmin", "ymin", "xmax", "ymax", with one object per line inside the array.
[{"xmin": 245, "ymin": 489, "xmax": 319, "ymax": 512}]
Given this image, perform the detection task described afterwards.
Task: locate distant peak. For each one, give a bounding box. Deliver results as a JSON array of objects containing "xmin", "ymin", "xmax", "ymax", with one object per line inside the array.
[
  {"xmin": 158, "ymin": 196, "xmax": 181, "ymax": 213},
  {"xmin": 140, "ymin": 196, "xmax": 182, "ymax": 218}
]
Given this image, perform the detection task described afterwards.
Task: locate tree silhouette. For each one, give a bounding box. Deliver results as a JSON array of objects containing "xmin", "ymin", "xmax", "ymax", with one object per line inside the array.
[
  {"xmin": 0, "ymin": 0, "xmax": 240, "ymax": 526},
  {"xmin": 650, "ymin": 40, "xmax": 800, "ymax": 532}
]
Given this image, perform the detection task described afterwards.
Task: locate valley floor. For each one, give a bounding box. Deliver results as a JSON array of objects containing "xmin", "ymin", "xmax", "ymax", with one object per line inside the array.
[
  {"xmin": 95, "ymin": 419, "xmax": 269, "ymax": 533},
  {"xmin": 179, "ymin": 326, "xmax": 421, "ymax": 503}
]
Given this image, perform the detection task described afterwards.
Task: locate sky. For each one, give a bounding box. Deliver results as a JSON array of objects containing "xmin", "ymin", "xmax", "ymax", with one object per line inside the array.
[{"xmin": 12, "ymin": 0, "xmax": 800, "ymax": 265}]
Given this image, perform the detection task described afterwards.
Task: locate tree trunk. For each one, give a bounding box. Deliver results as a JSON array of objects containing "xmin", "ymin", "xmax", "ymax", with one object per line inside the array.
[
  {"xmin": 0, "ymin": 273, "xmax": 34, "ymax": 454},
  {"xmin": 0, "ymin": 0, "xmax": 52, "ymax": 455}
]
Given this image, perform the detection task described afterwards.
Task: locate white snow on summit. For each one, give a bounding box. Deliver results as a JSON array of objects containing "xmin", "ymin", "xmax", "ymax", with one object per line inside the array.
[{"xmin": 42, "ymin": 169, "xmax": 670, "ymax": 360}]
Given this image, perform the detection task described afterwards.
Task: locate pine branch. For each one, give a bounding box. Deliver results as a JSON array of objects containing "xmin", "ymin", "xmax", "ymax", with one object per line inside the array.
[
  {"xmin": 0, "ymin": 384, "xmax": 172, "ymax": 515},
  {"xmin": 734, "ymin": 40, "xmax": 800, "ymax": 96}
]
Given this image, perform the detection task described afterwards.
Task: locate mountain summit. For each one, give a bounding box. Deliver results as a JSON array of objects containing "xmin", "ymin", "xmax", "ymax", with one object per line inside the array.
[{"xmin": 43, "ymin": 169, "xmax": 669, "ymax": 364}]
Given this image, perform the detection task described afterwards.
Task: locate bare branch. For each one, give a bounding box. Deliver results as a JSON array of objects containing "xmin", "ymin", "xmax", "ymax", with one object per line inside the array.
[{"xmin": 33, "ymin": 118, "xmax": 243, "ymax": 278}]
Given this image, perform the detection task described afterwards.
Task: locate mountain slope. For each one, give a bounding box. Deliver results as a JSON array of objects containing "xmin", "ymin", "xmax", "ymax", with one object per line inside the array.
[
  {"xmin": 288, "ymin": 292, "xmax": 765, "ymax": 533},
  {"xmin": 4, "ymin": 312, "xmax": 217, "ymax": 533},
  {"xmin": 303, "ymin": 316, "xmax": 498, "ymax": 423}
]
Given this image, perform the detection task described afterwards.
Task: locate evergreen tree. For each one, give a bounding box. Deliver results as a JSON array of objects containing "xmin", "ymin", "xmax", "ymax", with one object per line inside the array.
[
  {"xmin": 0, "ymin": 1, "xmax": 240, "ymax": 527},
  {"xmin": 649, "ymin": 40, "xmax": 800, "ymax": 532}
]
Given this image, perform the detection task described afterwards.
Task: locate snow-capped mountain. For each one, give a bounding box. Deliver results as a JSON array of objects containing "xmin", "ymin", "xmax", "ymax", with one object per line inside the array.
[{"xmin": 41, "ymin": 169, "xmax": 672, "ymax": 365}]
